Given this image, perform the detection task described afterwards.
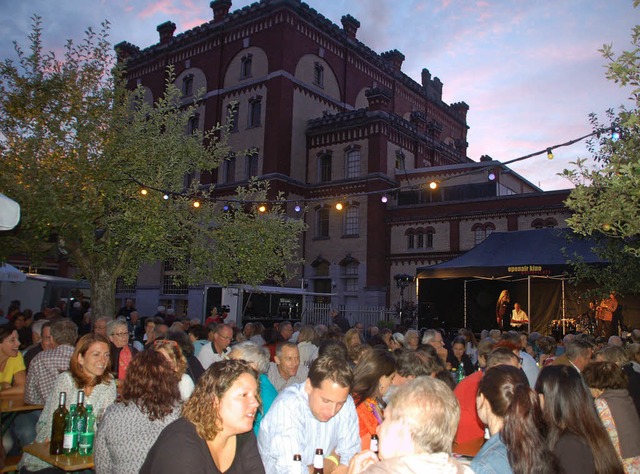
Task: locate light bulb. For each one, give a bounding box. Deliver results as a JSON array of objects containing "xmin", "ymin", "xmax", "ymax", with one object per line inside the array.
[
  {"xmin": 140, "ymin": 189, "xmax": 148, "ymax": 195},
  {"xmin": 429, "ymin": 181, "xmax": 437, "ymax": 190},
  {"xmin": 193, "ymin": 201, "xmax": 201, "ymax": 208},
  {"xmin": 294, "ymin": 204, "xmax": 301, "ymax": 212},
  {"xmin": 336, "ymin": 202, "xmax": 343, "ymax": 211},
  {"xmin": 163, "ymin": 194, "xmax": 169, "ymax": 200},
  {"xmin": 258, "ymin": 205, "xmax": 267, "ymax": 213},
  {"xmin": 547, "ymin": 148, "xmax": 554, "ymax": 160},
  {"xmin": 381, "ymin": 195, "xmax": 388, "ymax": 203}
]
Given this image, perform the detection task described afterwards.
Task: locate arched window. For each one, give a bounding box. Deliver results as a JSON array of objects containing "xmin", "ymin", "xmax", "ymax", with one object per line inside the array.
[
  {"xmin": 318, "ymin": 152, "xmax": 332, "ymax": 182},
  {"xmin": 406, "ymin": 228, "xmax": 415, "ymax": 249},
  {"xmin": 416, "ymin": 228, "xmax": 425, "ymax": 248},
  {"xmin": 316, "ymin": 207, "xmax": 330, "ymax": 238},
  {"xmin": 544, "ymin": 218, "xmax": 558, "ymax": 228},
  {"xmin": 240, "ymin": 54, "xmax": 253, "ymax": 79},
  {"xmin": 248, "ymin": 96, "xmax": 262, "ymax": 128},
  {"xmin": 531, "ymin": 218, "xmax": 544, "ymax": 229},
  {"xmin": 472, "ymin": 223, "xmax": 495, "ymax": 245},
  {"xmin": 425, "ymin": 227, "xmax": 435, "ymax": 249},
  {"xmin": 343, "ymin": 205, "xmax": 359, "ymax": 236},
  {"xmin": 345, "ymin": 146, "xmax": 361, "ymax": 179},
  {"xmin": 313, "ymin": 62, "xmax": 324, "ymax": 87},
  {"xmin": 245, "ymin": 149, "xmax": 259, "ymax": 179}
]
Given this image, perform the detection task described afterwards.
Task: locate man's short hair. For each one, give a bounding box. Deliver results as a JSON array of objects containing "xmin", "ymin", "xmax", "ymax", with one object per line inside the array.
[
  {"xmin": 397, "ymin": 349, "xmax": 440, "ymax": 377},
  {"xmin": 275, "ymin": 341, "xmax": 297, "ymax": 360},
  {"xmin": 486, "ymin": 347, "xmax": 519, "ymax": 368},
  {"xmin": 386, "ymin": 376, "xmax": 459, "ymax": 454},
  {"xmin": 421, "ymin": 329, "xmax": 441, "ymax": 345},
  {"xmin": 565, "ymin": 337, "xmax": 594, "ymax": 361},
  {"xmin": 489, "ymin": 329, "xmax": 502, "ymax": 341},
  {"xmin": 51, "ymin": 319, "xmax": 78, "ymax": 346},
  {"xmin": 308, "ymin": 353, "xmax": 353, "ymax": 390}
]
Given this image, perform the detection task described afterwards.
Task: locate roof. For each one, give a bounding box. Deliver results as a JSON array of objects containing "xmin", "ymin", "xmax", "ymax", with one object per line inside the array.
[{"xmin": 417, "ymin": 228, "xmax": 604, "ymax": 279}]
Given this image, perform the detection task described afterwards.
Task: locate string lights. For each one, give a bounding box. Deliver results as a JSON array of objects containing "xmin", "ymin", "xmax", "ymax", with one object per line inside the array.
[{"xmin": 132, "ymin": 125, "xmax": 619, "ymax": 211}]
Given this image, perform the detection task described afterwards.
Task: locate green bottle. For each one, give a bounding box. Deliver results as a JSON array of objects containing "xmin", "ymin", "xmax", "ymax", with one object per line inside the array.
[
  {"xmin": 62, "ymin": 405, "xmax": 78, "ymax": 455},
  {"xmin": 457, "ymin": 362, "xmax": 465, "ymax": 384},
  {"xmin": 49, "ymin": 392, "xmax": 68, "ymax": 455},
  {"xmin": 78, "ymin": 405, "xmax": 95, "ymax": 456}
]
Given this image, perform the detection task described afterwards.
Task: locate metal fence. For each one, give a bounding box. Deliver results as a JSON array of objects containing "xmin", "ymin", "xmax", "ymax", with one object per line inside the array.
[{"xmin": 302, "ymin": 303, "xmax": 398, "ymax": 329}]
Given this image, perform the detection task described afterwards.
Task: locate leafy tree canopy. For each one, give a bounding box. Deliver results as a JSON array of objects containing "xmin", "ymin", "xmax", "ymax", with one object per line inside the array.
[{"xmin": 0, "ymin": 17, "xmax": 305, "ymax": 317}]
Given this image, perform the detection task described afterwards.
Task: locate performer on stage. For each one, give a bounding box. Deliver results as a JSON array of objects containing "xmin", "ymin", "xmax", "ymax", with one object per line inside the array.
[
  {"xmin": 596, "ymin": 291, "xmax": 618, "ymax": 339},
  {"xmin": 496, "ymin": 290, "xmax": 511, "ymax": 330},
  {"xmin": 510, "ymin": 302, "xmax": 529, "ymax": 330}
]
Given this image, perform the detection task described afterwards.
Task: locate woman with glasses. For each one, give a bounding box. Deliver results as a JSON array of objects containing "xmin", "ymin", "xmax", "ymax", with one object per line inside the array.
[{"xmin": 107, "ymin": 318, "xmax": 138, "ymax": 382}]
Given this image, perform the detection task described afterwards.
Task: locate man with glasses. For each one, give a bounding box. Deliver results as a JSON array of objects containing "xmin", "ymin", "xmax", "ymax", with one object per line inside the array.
[
  {"xmin": 197, "ymin": 323, "xmax": 233, "ymax": 369},
  {"xmin": 421, "ymin": 328, "xmax": 448, "ymax": 367}
]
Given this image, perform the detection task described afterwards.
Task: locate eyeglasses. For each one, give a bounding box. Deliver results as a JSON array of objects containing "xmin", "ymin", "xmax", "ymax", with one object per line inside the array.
[
  {"xmin": 216, "ymin": 333, "xmax": 232, "ymax": 341},
  {"xmin": 113, "ymin": 332, "xmax": 129, "ymax": 337}
]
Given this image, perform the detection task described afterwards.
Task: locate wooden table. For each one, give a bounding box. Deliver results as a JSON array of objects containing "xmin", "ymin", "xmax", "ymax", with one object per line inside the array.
[
  {"xmin": 0, "ymin": 393, "xmax": 44, "ymax": 436},
  {"xmin": 23, "ymin": 442, "xmax": 94, "ymax": 471}
]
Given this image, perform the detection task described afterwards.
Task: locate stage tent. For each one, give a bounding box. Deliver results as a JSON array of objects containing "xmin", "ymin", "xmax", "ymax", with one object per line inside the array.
[{"xmin": 416, "ymin": 228, "xmax": 604, "ymax": 333}]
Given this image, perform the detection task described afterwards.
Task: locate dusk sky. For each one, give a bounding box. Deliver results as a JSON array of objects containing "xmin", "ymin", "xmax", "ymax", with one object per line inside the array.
[{"xmin": 1, "ymin": 0, "xmax": 637, "ymax": 190}]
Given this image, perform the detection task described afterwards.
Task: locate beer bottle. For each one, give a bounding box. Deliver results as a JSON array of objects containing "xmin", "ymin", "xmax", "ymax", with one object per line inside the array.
[
  {"xmin": 50, "ymin": 392, "xmax": 68, "ymax": 455},
  {"xmin": 370, "ymin": 434, "xmax": 379, "ymax": 455},
  {"xmin": 312, "ymin": 448, "xmax": 324, "ymax": 474},
  {"xmin": 292, "ymin": 453, "xmax": 303, "ymax": 474}
]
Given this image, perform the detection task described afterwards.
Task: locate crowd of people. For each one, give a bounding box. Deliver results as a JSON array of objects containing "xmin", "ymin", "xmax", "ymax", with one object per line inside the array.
[{"xmin": 0, "ymin": 297, "xmax": 639, "ymax": 473}]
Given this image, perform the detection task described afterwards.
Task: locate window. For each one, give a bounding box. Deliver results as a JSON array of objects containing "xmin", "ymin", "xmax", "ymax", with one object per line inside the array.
[
  {"xmin": 223, "ymin": 154, "xmax": 236, "ymax": 184},
  {"xmin": 318, "ymin": 152, "xmax": 332, "ymax": 182},
  {"xmin": 406, "ymin": 229, "xmax": 415, "ymax": 249},
  {"xmin": 395, "ymin": 149, "xmax": 406, "ymax": 170},
  {"xmin": 245, "ymin": 151, "xmax": 258, "ymax": 179},
  {"xmin": 343, "ymin": 205, "xmax": 359, "ymax": 236},
  {"xmin": 248, "ymin": 96, "xmax": 262, "ymax": 128},
  {"xmin": 240, "ymin": 54, "xmax": 253, "ymax": 79},
  {"xmin": 227, "ymin": 103, "xmax": 239, "ymax": 132},
  {"xmin": 343, "ymin": 262, "xmax": 358, "ymax": 291},
  {"xmin": 313, "ymin": 62, "xmax": 324, "ymax": 87},
  {"xmin": 425, "ymin": 228, "xmax": 434, "ymax": 248},
  {"xmin": 544, "ymin": 218, "xmax": 558, "ymax": 228},
  {"xmin": 417, "ymin": 229, "xmax": 424, "ymax": 248},
  {"xmin": 316, "ymin": 207, "xmax": 330, "ymax": 238},
  {"xmin": 473, "ymin": 223, "xmax": 494, "ymax": 245},
  {"xmin": 187, "ymin": 113, "xmax": 199, "ymax": 135},
  {"xmin": 162, "ymin": 260, "xmax": 188, "ymax": 295},
  {"xmin": 531, "ymin": 219, "xmax": 544, "ymax": 229},
  {"xmin": 345, "ymin": 147, "xmax": 361, "ymax": 178},
  {"xmin": 182, "ymin": 74, "xmax": 194, "ymax": 96}
]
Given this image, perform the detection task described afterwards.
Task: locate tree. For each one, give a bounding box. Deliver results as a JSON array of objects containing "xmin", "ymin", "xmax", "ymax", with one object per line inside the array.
[
  {"xmin": 0, "ymin": 18, "xmax": 305, "ymax": 318},
  {"xmin": 561, "ymin": 6, "xmax": 640, "ymax": 295}
]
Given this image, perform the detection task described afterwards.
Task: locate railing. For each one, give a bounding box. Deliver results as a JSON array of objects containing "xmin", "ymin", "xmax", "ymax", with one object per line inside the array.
[{"xmin": 302, "ymin": 303, "xmax": 398, "ymax": 329}]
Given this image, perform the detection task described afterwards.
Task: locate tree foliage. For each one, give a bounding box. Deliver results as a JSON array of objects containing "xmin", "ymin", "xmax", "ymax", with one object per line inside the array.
[
  {"xmin": 561, "ymin": 11, "xmax": 640, "ymax": 295},
  {"xmin": 0, "ymin": 18, "xmax": 305, "ymax": 317}
]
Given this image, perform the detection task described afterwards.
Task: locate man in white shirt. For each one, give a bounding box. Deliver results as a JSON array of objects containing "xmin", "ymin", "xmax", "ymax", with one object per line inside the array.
[
  {"xmin": 197, "ymin": 323, "xmax": 232, "ymax": 369},
  {"xmin": 267, "ymin": 342, "xmax": 308, "ymax": 391},
  {"xmin": 510, "ymin": 303, "xmax": 529, "ymax": 329},
  {"xmin": 258, "ymin": 353, "xmax": 359, "ymax": 473}
]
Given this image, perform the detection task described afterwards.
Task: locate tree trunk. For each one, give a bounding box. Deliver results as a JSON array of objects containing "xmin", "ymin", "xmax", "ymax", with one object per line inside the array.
[{"xmin": 89, "ymin": 270, "xmax": 117, "ymax": 320}]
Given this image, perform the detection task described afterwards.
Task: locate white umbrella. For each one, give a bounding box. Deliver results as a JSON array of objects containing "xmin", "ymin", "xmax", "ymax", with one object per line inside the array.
[
  {"xmin": 0, "ymin": 263, "xmax": 26, "ymax": 282},
  {"xmin": 0, "ymin": 193, "xmax": 20, "ymax": 231}
]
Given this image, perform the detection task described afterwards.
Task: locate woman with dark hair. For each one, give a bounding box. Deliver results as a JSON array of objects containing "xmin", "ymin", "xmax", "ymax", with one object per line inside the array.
[
  {"xmin": 535, "ymin": 365, "xmax": 624, "ymax": 474},
  {"xmin": 94, "ymin": 350, "xmax": 182, "ymax": 474},
  {"xmin": 20, "ymin": 333, "xmax": 116, "ymax": 473},
  {"xmin": 582, "ymin": 361, "xmax": 640, "ymax": 472},
  {"xmin": 166, "ymin": 330, "xmax": 205, "ymax": 384},
  {"xmin": 352, "ymin": 347, "xmax": 396, "ymax": 450},
  {"xmin": 141, "ymin": 359, "xmax": 264, "ymax": 474},
  {"xmin": 447, "ymin": 335, "xmax": 476, "ymax": 378},
  {"xmin": 0, "ymin": 323, "xmax": 25, "ymax": 395},
  {"xmin": 472, "ymin": 365, "xmax": 558, "ymax": 474}
]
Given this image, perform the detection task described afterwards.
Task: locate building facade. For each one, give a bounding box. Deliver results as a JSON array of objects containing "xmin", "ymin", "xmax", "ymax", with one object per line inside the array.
[{"xmin": 110, "ymin": 0, "xmax": 570, "ymax": 319}]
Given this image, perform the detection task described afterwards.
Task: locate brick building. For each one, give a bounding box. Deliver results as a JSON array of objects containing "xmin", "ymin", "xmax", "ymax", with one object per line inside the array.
[{"xmin": 113, "ymin": 0, "xmax": 570, "ymax": 319}]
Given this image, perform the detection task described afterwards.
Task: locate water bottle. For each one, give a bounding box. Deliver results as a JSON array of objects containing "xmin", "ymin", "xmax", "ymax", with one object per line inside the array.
[{"xmin": 78, "ymin": 405, "xmax": 95, "ymax": 456}]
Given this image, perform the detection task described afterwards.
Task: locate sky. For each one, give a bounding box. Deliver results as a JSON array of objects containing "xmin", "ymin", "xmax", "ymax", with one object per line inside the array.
[{"xmin": 1, "ymin": 0, "xmax": 637, "ymax": 190}]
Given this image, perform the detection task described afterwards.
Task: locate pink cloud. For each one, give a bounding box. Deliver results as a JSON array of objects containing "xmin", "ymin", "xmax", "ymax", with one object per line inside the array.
[{"xmin": 137, "ymin": 0, "xmax": 182, "ymax": 20}]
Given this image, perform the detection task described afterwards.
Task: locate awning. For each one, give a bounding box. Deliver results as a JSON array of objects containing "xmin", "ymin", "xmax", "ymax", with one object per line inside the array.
[{"xmin": 0, "ymin": 263, "xmax": 27, "ymax": 283}]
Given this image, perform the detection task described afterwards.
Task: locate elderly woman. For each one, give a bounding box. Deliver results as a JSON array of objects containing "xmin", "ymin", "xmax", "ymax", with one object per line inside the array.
[
  {"xmin": 152, "ymin": 340, "xmax": 194, "ymax": 402},
  {"xmin": 107, "ymin": 318, "xmax": 138, "ymax": 381},
  {"xmin": 297, "ymin": 325, "xmax": 318, "ymax": 368},
  {"xmin": 0, "ymin": 323, "xmax": 25, "ymax": 395},
  {"xmin": 228, "ymin": 341, "xmax": 277, "ymax": 435},
  {"xmin": 141, "ymin": 360, "xmax": 265, "ymax": 473},
  {"xmin": 94, "ymin": 350, "xmax": 182, "ymax": 474},
  {"xmin": 404, "ymin": 330, "xmax": 420, "ymax": 351},
  {"xmin": 20, "ymin": 333, "xmax": 117, "ymax": 473}
]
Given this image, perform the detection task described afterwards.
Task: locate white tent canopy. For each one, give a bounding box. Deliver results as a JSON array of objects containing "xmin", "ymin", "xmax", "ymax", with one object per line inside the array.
[
  {"xmin": 0, "ymin": 263, "xmax": 27, "ymax": 283},
  {"xmin": 0, "ymin": 193, "xmax": 20, "ymax": 230}
]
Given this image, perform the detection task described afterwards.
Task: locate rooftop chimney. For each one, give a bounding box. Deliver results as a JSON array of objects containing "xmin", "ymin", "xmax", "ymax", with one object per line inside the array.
[
  {"xmin": 381, "ymin": 49, "xmax": 405, "ymax": 72},
  {"xmin": 156, "ymin": 21, "xmax": 176, "ymax": 45},
  {"xmin": 341, "ymin": 15, "xmax": 360, "ymax": 40},
  {"xmin": 114, "ymin": 41, "xmax": 140, "ymax": 64},
  {"xmin": 210, "ymin": 0, "xmax": 232, "ymax": 23},
  {"xmin": 365, "ymin": 87, "xmax": 391, "ymax": 112}
]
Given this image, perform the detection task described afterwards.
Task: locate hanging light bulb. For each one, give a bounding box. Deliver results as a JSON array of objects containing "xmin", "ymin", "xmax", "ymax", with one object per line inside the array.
[
  {"xmin": 611, "ymin": 127, "xmax": 621, "ymax": 142},
  {"xmin": 547, "ymin": 148, "xmax": 554, "ymax": 160},
  {"xmin": 381, "ymin": 195, "xmax": 388, "ymax": 203},
  {"xmin": 335, "ymin": 202, "xmax": 343, "ymax": 211},
  {"xmin": 140, "ymin": 189, "xmax": 148, "ymax": 196},
  {"xmin": 488, "ymin": 172, "xmax": 496, "ymax": 181},
  {"xmin": 193, "ymin": 201, "xmax": 201, "ymax": 208},
  {"xmin": 258, "ymin": 204, "xmax": 267, "ymax": 213},
  {"xmin": 223, "ymin": 204, "xmax": 230, "ymax": 211},
  {"xmin": 163, "ymin": 194, "xmax": 169, "ymax": 200},
  {"xmin": 429, "ymin": 181, "xmax": 438, "ymax": 190},
  {"xmin": 294, "ymin": 203, "xmax": 302, "ymax": 213}
]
